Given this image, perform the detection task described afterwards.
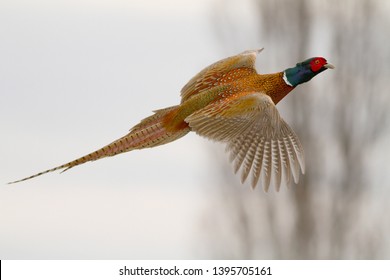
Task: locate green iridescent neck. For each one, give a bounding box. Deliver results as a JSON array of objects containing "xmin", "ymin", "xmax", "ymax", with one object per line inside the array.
[{"xmin": 283, "ymin": 61, "xmax": 325, "ymax": 87}]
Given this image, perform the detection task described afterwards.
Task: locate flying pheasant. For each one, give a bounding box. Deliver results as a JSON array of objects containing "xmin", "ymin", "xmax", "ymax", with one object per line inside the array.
[{"xmin": 9, "ymin": 48, "xmax": 334, "ymax": 191}]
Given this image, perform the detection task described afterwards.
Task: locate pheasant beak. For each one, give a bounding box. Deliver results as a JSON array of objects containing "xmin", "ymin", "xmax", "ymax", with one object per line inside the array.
[{"xmin": 324, "ymin": 63, "xmax": 335, "ymax": 69}]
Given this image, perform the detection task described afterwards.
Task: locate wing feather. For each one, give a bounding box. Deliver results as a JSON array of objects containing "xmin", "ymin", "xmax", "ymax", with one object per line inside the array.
[
  {"xmin": 251, "ymin": 138, "xmax": 265, "ymax": 188},
  {"xmin": 272, "ymin": 139, "xmax": 282, "ymax": 192},
  {"xmin": 279, "ymin": 139, "xmax": 291, "ymax": 186},
  {"xmin": 180, "ymin": 49, "xmax": 263, "ymax": 102},
  {"xmin": 262, "ymin": 141, "xmax": 273, "ymax": 192},
  {"xmin": 186, "ymin": 92, "xmax": 304, "ymax": 191}
]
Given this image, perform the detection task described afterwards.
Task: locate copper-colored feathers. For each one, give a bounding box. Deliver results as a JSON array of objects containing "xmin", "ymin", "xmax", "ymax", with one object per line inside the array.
[
  {"xmin": 181, "ymin": 48, "xmax": 305, "ymax": 191},
  {"xmin": 8, "ymin": 106, "xmax": 190, "ymax": 184},
  {"xmin": 9, "ymin": 48, "xmax": 332, "ymax": 191},
  {"xmin": 180, "ymin": 49, "xmax": 262, "ymax": 102}
]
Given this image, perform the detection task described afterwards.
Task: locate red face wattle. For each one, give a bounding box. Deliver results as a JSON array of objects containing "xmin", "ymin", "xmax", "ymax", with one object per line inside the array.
[{"xmin": 310, "ymin": 57, "xmax": 328, "ymax": 72}]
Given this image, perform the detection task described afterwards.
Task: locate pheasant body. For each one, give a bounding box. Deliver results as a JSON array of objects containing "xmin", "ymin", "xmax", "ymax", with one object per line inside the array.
[{"xmin": 9, "ymin": 48, "xmax": 333, "ymax": 191}]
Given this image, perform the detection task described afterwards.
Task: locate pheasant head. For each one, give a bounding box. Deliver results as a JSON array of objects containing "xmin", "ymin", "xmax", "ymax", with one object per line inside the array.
[{"xmin": 284, "ymin": 57, "xmax": 335, "ymax": 87}]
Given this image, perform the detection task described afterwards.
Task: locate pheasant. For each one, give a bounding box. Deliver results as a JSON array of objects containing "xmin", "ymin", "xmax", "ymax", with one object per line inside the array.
[{"xmin": 9, "ymin": 48, "xmax": 334, "ymax": 191}]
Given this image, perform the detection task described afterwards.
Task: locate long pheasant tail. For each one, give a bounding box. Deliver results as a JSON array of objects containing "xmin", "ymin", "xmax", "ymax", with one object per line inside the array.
[{"xmin": 8, "ymin": 105, "xmax": 189, "ymax": 184}]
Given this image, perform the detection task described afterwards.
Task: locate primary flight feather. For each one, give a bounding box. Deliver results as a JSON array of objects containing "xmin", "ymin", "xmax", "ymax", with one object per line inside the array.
[{"xmin": 9, "ymin": 48, "xmax": 334, "ymax": 191}]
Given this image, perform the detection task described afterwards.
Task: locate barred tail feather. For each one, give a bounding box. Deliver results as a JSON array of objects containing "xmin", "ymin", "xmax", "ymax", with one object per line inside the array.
[{"xmin": 8, "ymin": 105, "xmax": 189, "ymax": 184}]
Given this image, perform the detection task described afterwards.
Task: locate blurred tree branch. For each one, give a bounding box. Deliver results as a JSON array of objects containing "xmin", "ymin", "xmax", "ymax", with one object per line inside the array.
[{"xmin": 203, "ymin": 0, "xmax": 390, "ymax": 259}]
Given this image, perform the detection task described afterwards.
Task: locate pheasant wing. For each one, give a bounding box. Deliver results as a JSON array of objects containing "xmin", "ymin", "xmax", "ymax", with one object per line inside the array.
[
  {"xmin": 185, "ymin": 92, "xmax": 305, "ymax": 191},
  {"xmin": 180, "ymin": 49, "xmax": 263, "ymax": 103}
]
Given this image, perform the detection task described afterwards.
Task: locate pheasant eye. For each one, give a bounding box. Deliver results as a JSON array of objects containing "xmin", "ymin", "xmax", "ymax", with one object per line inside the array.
[{"xmin": 310, "ymin": 58, "xmax": 324, "ymax": 72}]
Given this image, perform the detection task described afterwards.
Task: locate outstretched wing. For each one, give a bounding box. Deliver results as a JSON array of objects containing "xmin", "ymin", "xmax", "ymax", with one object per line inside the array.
[
  {"xmin": 180, "ymin": 48, "xmax": 263, "ymax": 103},
  {"xmin": 185, "ymin": 92, "xmax": 305, "ymax": 192}
]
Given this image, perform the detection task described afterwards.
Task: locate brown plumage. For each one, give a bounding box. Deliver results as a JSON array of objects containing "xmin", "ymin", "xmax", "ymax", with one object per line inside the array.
[{"xmin": 9, "ymin": 48, "xmax": 334, "ymax": 191}]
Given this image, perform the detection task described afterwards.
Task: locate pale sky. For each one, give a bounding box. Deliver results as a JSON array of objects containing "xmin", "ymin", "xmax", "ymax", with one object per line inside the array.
[
  {"xmin": 3, "ymin": 0, "xmax": 389, "ymax": 260},
  {"xmin": 0, "ymin": 0, "xmax": 248, "ymax": 259}
]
